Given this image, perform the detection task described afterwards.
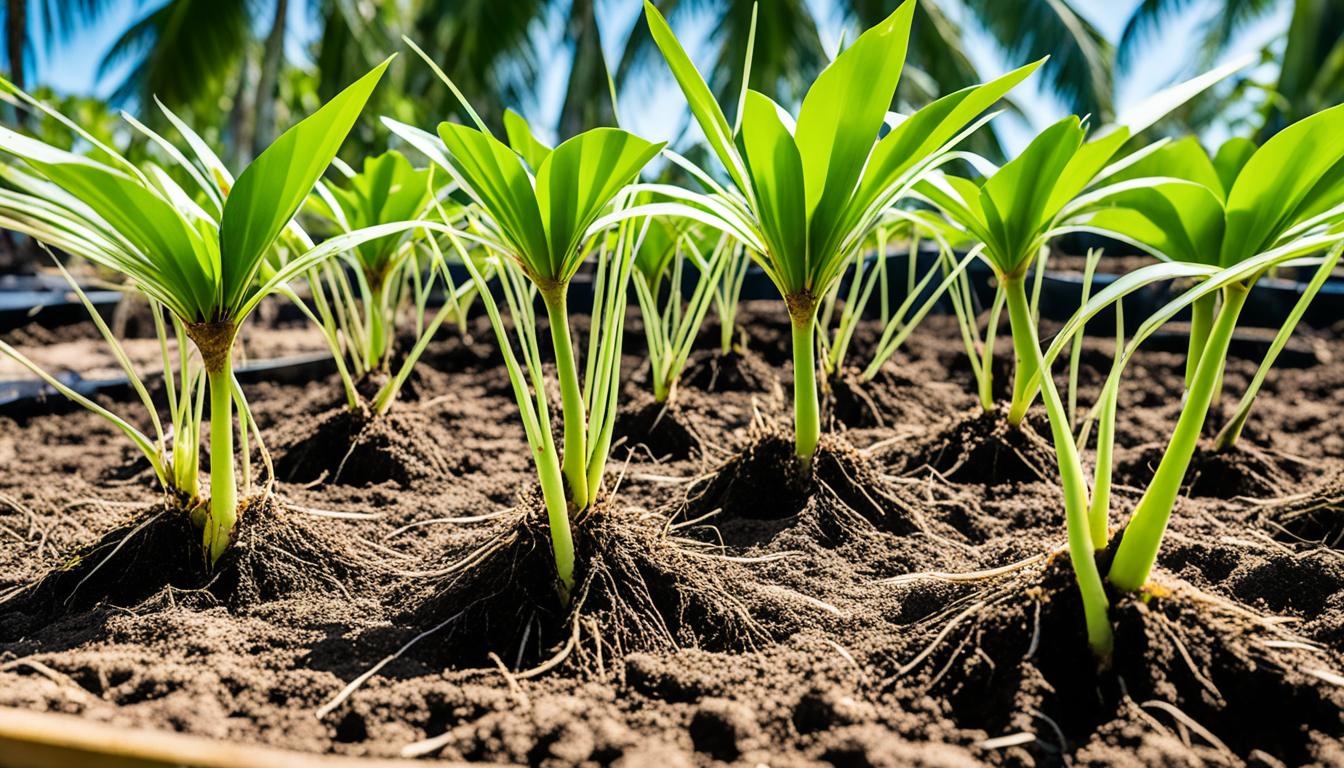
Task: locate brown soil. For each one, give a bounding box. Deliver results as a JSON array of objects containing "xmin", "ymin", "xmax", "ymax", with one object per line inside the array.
[
  {"xmin": 1, "ymin": 305, "xmax": 1342, "ymax": 766},
  {"xmin": 612, "ymin": 391, "xmax": 704, "ymax": 462},
  {"xmin": 682, "ymin": 348, "xmax": 780, "ymax": 395}
]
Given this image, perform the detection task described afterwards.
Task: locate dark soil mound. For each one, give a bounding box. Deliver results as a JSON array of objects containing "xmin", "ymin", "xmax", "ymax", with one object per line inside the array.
[
  {"xmin": 826, "ymin": 366, "xmax": 956, "ymax": 429},
  {"xmin": 403, "ymin": 502, "xmax": 788, "ymax": 672},
  {"xmin": 880, "ymin": 558, "xmax": 1344, "ymax": 766},
  {"xmin": 274, "ymin": 406, "xmax": 452, "ymax": 487},
  {"xmin": 900, "ymin": 407, "xmax": 1056, "ymax": 485},
  {"xmin": 683, "ymin": 349, "xmax": 778, "ymax": 394},
  {"xmin": 0, "ymin": 497, "xmax": 371, "ymax": 638},
  {"xmin": 683, "ymin": 431, "xmax": 920, "ymax": 540},
  {"xmin": 612, "ymin": 393, "xmax": 703, "ymax": 462},
  {"xmin": 1120, "ymin": 440, "xmax": 1297, "ymax": 500}
]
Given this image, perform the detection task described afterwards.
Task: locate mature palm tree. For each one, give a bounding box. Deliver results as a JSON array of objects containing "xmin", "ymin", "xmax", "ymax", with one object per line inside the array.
[
  {"xmin": 617, "ymin": 0, "xmax": 827, "ymax": 132},
  {"xmin": 1, "ymin": 0, "xmax": 116, "ymax": 122},
  {"xmin": 1118, "ymin": 0, "xmax": 1342, "ymax": 137},
  {"xmin": 99, "ymin": 0, "xmax": 310, "ymax": 162}
]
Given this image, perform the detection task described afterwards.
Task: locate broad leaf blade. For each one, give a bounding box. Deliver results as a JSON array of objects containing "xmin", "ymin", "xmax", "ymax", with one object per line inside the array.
[
  {"xmin": 979, "ymin": 116, "xmax": 1084, "ymax": 273},
  {"xmin": 738, "ymin": 90, "xmax": 807, "ymax": 295},
  {"xmin": 1221, "ymin": 103, "xmax": 1344, "ymax": 266},
  {"xmin": 437, "ymin": 122, "xmax": 550, "ymax": 276},
  {"xmin": 220, "ymin": 58, "xmax": 391, "ymax": 315},
  {"xmin": 1212, "ymin": 137, "xmax": 1256, "ymax": 196},
  {"xmin": 794, "ymin": 0, "xmax": 915, "ymax": 261},
  {"xmin": 504, "ymin": 109, "xmax": 553, "ymax": 171},
  {"xmin": 1080, "ymin": 180, "xmax": 1225, "ymax": 265},
  {"xmin": 643, "ymin": 0, "xmax": 751, "ymax": 198},
  {"xmin": 535, "ymin": 127, "xmax": 664, "ymax": 282}
]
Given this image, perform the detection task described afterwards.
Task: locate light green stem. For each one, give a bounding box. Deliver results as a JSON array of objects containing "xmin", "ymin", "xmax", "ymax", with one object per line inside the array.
[
  {"xmin": 1109, "ymin": 284, "xmax": 1250, "ymax": 592},
  {"xmin": 791, "ymin": 313, "xmax": 820, "ymax": 469},
  {"xmin": 1185, "ymin": 292, "xmax": 1215, "ymax": 389},
  {"xmin": 1089, "ymin": 379, "xmax": 1119, "ymax": 551},
  {"xmin": 367, "ymin": 281, "xmax": 390, "ymax": 371},
  {"xmin": 1005, "ymin": 273, "xmax": 1038, "ymax": 427},
  {"xmin": 1215, "ymin": 246, "xmax": 1342, "ymax": 449},
  {"xmin": 1006, "ymin": 278, "xmax": 1113, "ymax": 660},
  {"xmin": 535, "ymin": 442, "xmax": 576, "ymax": 600},
  {"xmin": 978, "ymin": 287, "xmax": 1005, "ymax": 411},
  {"xmin": 544, "ymin": 291, "xmax": 589, "ymax": 512},
  {"xmin": 204, "ymin": 361, "xmax": 237, "ymax": 566}
]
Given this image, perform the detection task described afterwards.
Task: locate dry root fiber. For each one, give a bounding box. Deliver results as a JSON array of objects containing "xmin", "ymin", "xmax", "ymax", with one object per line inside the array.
[
  {"xmin": 878, "ymin": 555, "xmax": 1344, "ymax": 765},
  {"xmin": 1256, "ymin": 473, "xmax": 1344, "ymax": 547},
  {"xmin": 0, "ymin": 496, "xmax": 372, "ymax": 639},
  {"xmin": 403, "ymin": 499, "xmax": 790, "ymax": 676}
]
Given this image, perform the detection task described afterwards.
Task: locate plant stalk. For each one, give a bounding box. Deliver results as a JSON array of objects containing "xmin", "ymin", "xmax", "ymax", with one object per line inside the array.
[
  {"xmin": 1005, "ymin": 273, "xmax": 1038, "ymax": 427},
  {"xmin": 535, "ymin": 440, "xmax": 576, "ymax": 600},
  {"xmin": 204, "ymin": 360, "xmax": 237, "ymax": 566},
  {"xmin": 791, "ymin": 312, "xmax": 821, "ymax": 469},
  {"xmin": 1108, "ymin": 284, "xmax": 1250, "ymax": 592},
  {"xmin": 367, "ymin": 281, "xmax": 389, "ymax": 371},
  {"xmin": 544, "ymin": 290, "xmax": 590, "ymax": 511},
  {"xmin": 1185, "ymin": 292, "xmax": 1215, "ymax": 389},
  {"xmin": 1006, "ymin": 277, "xmax": 1113, "ymax": 660}
]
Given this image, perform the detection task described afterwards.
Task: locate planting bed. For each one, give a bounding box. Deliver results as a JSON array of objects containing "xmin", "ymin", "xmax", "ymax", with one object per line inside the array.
[{"xmin": 1, "ymin": 302, "xmax": 1342, "ymax": 766}]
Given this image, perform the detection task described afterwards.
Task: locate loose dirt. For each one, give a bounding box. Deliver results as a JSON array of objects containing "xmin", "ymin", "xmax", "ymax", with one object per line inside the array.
[{"xmin": 1, "ymin": 304, "xmax": 1341, "ymax": 766}]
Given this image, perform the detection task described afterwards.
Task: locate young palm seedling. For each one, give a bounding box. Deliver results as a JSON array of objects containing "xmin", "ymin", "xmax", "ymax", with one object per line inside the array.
[
  {"xmin": 272, "ymin": 151, "xmax": 489, "ymax": 485},
  {"xmin": 908, "ymin": 57, "xmax": 1253, "ymax": 434},
  {"xmin": 912, "ymin": 116, "xmax": 1136, "ymax": 430},
  {"xmin": 0, "ymin": 248, "xmax": 205, "ymax": 506},
  {"xmin": 642, "ymin": 0, "xmax": 1041, "ymax": 469},
  {"xmin": 632, "ymin": 218, "xmax": 732, "ymax": 406},
  {"xmin": 308, "ymin": 150, "xmax": 441, "ymax": 397},
  {"xmin": 816, "ymin": 212, "xmax": 980, "ymax": 429},
  {"xmin": 616, "ymin": 216, "xmax": 733, "ymax": 459},
  {"xmin": 386, "ymin": 60, "xmax": 664, "ymax": 597},
  {"xmin": 1016, "ymin": 104, "xmax": 1344, "ymax": 659},
  {"xmin": 0, "ymin": 61, "xmax": 394, "ymax": 566}
]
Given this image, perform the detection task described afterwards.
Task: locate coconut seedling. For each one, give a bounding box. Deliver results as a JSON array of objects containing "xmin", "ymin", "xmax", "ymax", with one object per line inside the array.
[
  {"xmin": 1015, "ymin": 104, "xmax": 1344, "ymax": 659},
  {"xmin": 912, "ymin": 116, "xmax": 1136, "ymax": 432},
  {"xmin": 302, "ymin": 150, "xmax": 484, "ymax": 415},
  {"xmin": 613, "ymin": 216, "xmax": 733, "ymax": 460},
  {"xmin": 642, "ymin": 0, "xmax": 1042, "ymax": 468},
  {"xmin": 1068, "ymin": 131, "xmax": 1344, "ymax": 451},
  {"xmin": 632, "ymin": 218, "xmax": 732, "ymax": 406},
  {"xmin": 386, "ymin": 57, "xmax": 664, "ymax": 596},
  {"xmin": 0, "ymin": 244, "xmax": 206, "ymax": 507},
  {"xmin": 0, "ymin": 60, "xmax": 393, "ymax": 565}
]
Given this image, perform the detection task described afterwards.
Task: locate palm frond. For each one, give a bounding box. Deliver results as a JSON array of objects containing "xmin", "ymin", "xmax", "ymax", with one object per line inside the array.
[{"xmin": 962, "ymin": 0, "xmax": 1114, "ymax": 121}]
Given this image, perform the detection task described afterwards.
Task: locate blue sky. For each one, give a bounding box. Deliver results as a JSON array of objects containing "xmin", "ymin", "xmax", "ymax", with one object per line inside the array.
[{"xmin": 30, "ymin": 0, "xmax": 1289, "ymax": 152}]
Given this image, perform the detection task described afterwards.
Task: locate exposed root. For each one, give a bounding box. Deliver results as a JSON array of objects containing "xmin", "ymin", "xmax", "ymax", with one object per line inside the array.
[
  {"xmin": 399, "ymin": 498, "xmax": 793, "ymax": 676},
  {"xmin": 273, "ymin": 405, "xmax": 453, "ymax": 487},
  {"xmin": 876, "ymin": 555, "xmax": 1344, "ymax": 765},
  {"xmin": 680, "ymin": 429, "xmax": 924, "ymax": 542},
  {"xmin": 0, "ymin": 496, "xmax": 373, "ymax": 637},
  {"xmin": 1253, "ymin": 472, "xmax": 1344, "ymax": 547}
]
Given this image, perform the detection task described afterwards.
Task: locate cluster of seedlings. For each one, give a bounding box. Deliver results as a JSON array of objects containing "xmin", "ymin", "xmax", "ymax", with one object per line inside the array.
[{"xmin": 1, "ymin": 0, "xmax": 1343, "ymax": 762}]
